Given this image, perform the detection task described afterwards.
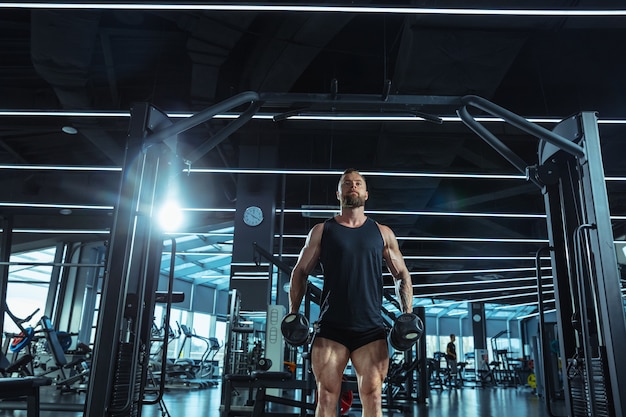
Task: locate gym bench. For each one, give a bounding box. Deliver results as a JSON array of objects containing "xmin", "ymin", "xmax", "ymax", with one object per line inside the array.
[
  {"xmin": 221, "ymin": 371, "xmax": 315, "ymax": 417},
  {"xmin": 0, "ymin": 376, "xmax": 52, "ymax": 417}
]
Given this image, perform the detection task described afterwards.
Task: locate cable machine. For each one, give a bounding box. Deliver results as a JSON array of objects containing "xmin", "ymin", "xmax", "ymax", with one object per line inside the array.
[
  {"xmin": 459, "ymin": 96, "xmax": 626, "ymax": 417},
  {"xmin": 84, "ymin": 92, "xmax": 259, "ymax": 417}
]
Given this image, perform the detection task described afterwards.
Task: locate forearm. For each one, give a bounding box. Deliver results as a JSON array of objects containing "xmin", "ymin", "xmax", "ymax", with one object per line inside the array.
[
  {"xmin": 395, "ymin": 272, "xmax": 413, "ymax": 313},
  {"xmin": 289, "ymin": 269, "xmax": 308, "ymax": 313}
]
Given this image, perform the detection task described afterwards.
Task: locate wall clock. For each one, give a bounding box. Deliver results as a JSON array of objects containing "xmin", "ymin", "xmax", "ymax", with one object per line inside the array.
[{"xmin": 243, "ymin": 205, "xmax": 264, "ymax": 226}]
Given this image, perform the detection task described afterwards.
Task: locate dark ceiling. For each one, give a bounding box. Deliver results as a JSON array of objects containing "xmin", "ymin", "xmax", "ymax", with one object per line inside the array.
[{"xmin": 2, "ymin": 2, "xmax": 626, "ymax": 315}]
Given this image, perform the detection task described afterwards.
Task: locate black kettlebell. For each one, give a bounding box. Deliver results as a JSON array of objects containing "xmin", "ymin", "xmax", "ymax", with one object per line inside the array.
[
  {"xmin": 281, "ymin": 313, "xmax": 310, "ymax": 346},
  {"xmin": 390, "ymin": 312, "xmax": 424, "ymax": 351}
]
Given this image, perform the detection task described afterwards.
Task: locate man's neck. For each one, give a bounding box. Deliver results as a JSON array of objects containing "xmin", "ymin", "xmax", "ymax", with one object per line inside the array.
[{"xmin": 336, "ymin": 206, "xmax": 366, "ymax": 227}]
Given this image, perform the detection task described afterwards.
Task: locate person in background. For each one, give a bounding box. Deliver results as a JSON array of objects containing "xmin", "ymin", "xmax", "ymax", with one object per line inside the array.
[{"xmin": 446, "ymin": 333, "xmax": 458, "ymax": 386}]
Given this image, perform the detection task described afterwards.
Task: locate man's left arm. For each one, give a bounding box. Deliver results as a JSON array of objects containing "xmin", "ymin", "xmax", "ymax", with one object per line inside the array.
[{"xmin": 379, "ymin": 224, "xmax": 413, "ymax": 314}]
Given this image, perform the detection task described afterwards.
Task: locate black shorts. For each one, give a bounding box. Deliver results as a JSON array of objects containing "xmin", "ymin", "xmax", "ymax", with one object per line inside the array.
[{"xmin": 314, "ymin": 324, "xmax": 387, "ymax": 352}]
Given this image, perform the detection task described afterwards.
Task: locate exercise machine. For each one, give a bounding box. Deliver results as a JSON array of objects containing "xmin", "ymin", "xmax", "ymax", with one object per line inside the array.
[
  {"xmin": 83, "ymin": 92, "xmax": 259, "ymax": 417},
  {"xmin": 220, "ymin": 289, "xmax": 316, "ymax": 417},
  {"xmin": 459, "ymin": 95, "xmax": 626, "ymax": 417},
  {"xmin": 2, "ymin": 303, "xmax": 90, "ymax": 392}
]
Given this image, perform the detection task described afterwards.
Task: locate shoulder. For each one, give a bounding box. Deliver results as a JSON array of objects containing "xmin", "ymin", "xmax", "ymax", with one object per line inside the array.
[
  {"xmin": 310, "ymin": 222, "xmax": 325, "ymax": 237},
  {"xmin": 374, "ymin": 221, "xmax": 396, "ymax": 240}
]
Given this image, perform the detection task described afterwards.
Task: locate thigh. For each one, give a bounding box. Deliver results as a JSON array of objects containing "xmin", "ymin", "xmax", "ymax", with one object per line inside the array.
[
  {"xmin": 311, "ymin": 337, "xmax": 350, "ymax": 392},
  {"xmin": 350, "ymin": 339, "xmax": 389, "ymax": 389}
]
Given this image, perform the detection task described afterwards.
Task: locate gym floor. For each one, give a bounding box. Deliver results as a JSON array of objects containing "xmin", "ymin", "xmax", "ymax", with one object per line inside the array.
[{"xmin": 0, "ymin": 383, "xmax": 564, "ymax": 417}]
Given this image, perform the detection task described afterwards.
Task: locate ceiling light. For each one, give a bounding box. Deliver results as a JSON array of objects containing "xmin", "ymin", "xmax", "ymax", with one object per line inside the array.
[
  {"xmin": 0, "ymin": 202, "xmax": 113, "ymax": 210},
  {"xmin": 392, "ymin": 275, "xmax": 553, "ymax": 288},
  {"xmin": 3, "ymin": 3, "xmax": 626, "ymax": 16},
  {"xmin": 4, "ymin": 108, "xmax": 626, "ymax": 125},
  {"xmin": 391, "ymin": 266, "xmax": 553, "ymax": 278},
  {"xmin": 517, "ymin": 309, "xmax": 557, "ymax": 320},
  {"xmin": 3, "ymin": 229, "xmax": 110, "ymax": 234},
  {"xmin": 192, "ymin": 167, "xmax": 530, "ymax": 180},
  {"xmin": 410, "ymin": 284, "xmax": 551, "ymax": 298},
  {"xmin": 0, "ymin": 164, "xmax": 121, "ymax": 172},
  {"xmin": 61, "ymin": 126, "xmax": 78, "ymax": 135},
  {"xmin": 432, "ymin": 290, "xmax": 554, "ymax": 308}
]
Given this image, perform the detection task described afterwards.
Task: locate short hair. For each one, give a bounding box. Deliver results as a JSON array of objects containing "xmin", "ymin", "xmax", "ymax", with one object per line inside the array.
[
  {"xmin": 450, "ymin": 333, "xmax": 455, "ymax": 338},
  {"xmin": 339, "ymin": 168, "xmax": 366, "ymax": 187}
]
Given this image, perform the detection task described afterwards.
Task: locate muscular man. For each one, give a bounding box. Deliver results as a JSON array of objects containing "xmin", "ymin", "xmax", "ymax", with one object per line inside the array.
[{"xmin": 289, "ymin": 168, "xmax": 413, "ymax": 417}]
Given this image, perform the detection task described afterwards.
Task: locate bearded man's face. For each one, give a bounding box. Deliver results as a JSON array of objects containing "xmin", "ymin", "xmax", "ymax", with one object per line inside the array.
[{"xmin": 337, "ymin": 172, "xmax": 368, "ymax": 208}]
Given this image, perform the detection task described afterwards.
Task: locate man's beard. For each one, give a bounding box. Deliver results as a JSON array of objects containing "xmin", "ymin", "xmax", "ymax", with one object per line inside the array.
[{"xmin": 342, "ymin": 194, "xmax": 365, "ymax": 208}]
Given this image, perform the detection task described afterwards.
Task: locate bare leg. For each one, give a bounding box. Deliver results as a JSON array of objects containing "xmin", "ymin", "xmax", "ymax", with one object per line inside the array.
[
  {"xmin": 311, "ymin": 337, "xmax": 350, "ymax": 417},
  {"xmin": 350, "ymin": 339, "xmax": 389, "ymax": 417}
]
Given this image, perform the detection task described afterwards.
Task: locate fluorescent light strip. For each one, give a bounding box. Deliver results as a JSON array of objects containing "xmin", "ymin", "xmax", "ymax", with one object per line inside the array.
[
  {"xmin": 0, "ymin": 202, "xmax": 113, "ymax": 210},
  {"xmin": 403, "ymin": 255, "xmax": 551, "ymax": 261},
  {"xmin": 415, "ymin": 284, "xmax": 544, "ymax": 299},
  {"xmin": 280, "ymin": 208, "xmax": 546, "ymax": 218},
  {"xmin": 232, "ymin": 272, "xmax": 268, "ymax": 276},
  {"xmin": 0, "ymin": 164, "xmax": 121, "ymax": 172},
  {"xmin": 290, "ymin": 115, "xmax": 434, "ymax": 121},
  {"xmin": 0, "ymin": 110, "xmax": 131, "ymax": 117},
  {"xmin": 231, "ymin": 276, "xmax": 268, "ymax": 280},
  {"xmin": 3, "ymin": 3, "xmax": 626, "ymax": 16},
  {"xmin": 0, "ymin": 164, "xmax": 624, "ymax": 187},
  {"xmin": 0, "ymin": 202, "xmax": 622, "ymax": 225},
  {"xmin": 1, "ymin": 261, "xmax": 103, "ymax": 267},
  {"xmin": 388, "ymin": 275, "xmax": 554, "ymax": 288},
  {"xmin": 9, "ymin": 229, "xmax": 110, "ymax": 234},
  {"xmin": 192, "ymin": 168, "xmax": 528, "ymax": 180},
  {"xmin": 280, "ymin": 234, "xmax": 626, "ymax": 245},
  {"xmin": 399, "ymin": 266, "xmax": 552, "ymax": 277},
  {"xmin": 164, "ymin": 231, "xmax": 234, "ymax": 237},
  {"xmin": 400, "ymin": 236, "xmax": 549, "ymax": 243},
  {"xmin": 367, "ymin": 210, "xmax": 545, "ymax": 218},
  {"xmin": 278, "ymin": 253, "xmax": 552, "ymax": 261},
  {"xmin": 163, "ymin": 251, "xmax": 232, "ymax": 255},
  {"xmin": 431, "ymin": 290, "xmax": 555, "ymax": 308},
  {"xmin": 4, "ymin": 109, "xmax": 626, "ymax": 124},
  {"xmin": 0, "ymin": 165, "xmax": 527, "ymax": 180},
  {"xmin": 183, "ymin": 208, "xmax": 236, "ymax": 213},
  {"xmin": 494, "ymin": 301, "xmax": 540, "ymax": 309},
  {"xmin": 517, "ymin": 309, "xmax": 557, "ymax": 320}
]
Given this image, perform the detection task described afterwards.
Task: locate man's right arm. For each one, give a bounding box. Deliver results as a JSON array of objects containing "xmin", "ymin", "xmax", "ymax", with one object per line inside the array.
[{"xmin": 289, "ymin": 223, "xmax": 323, "ymax": 314}]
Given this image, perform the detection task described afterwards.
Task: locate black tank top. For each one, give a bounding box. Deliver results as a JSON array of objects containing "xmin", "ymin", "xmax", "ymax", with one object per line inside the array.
[{"xmin": 318, "ymin": 217, "xmax": 385, "ymax": 331}]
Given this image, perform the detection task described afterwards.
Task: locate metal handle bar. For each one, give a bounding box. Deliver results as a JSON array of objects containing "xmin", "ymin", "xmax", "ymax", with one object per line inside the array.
[{"xmin": 457, "ymin": 95, "xmax": 586, "ymax": 188}]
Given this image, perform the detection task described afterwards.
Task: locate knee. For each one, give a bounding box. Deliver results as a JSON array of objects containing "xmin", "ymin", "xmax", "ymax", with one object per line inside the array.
[
  {"xmin": 316, "ymin": 385, "xmax": 341, "ymax": 408},
  {"xmin": 358, "ymin": 385, "xmax": 382, "ymax": 411},
  {"xmin": 358, "ymin": 380, "xmax": 383, "ymax": 400}
]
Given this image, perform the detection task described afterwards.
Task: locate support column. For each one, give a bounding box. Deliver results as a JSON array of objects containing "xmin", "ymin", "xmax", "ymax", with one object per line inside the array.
[
  {"xmin": 230, "ymin": 141, "xmax": 278, "ymax": 312},
  {"xmin": 470, "ymin": 302, "xmax": 488, "ymax": 372}
]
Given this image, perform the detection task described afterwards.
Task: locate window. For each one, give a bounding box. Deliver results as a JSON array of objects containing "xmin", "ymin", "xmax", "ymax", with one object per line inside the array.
[{"xmin": 3, "ymin": 247, "xmax": 56, "ymax": 341}]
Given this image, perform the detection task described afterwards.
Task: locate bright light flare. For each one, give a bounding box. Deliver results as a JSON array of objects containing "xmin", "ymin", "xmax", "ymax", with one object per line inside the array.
[{"xmin": 158, "ymin": 201, "xmax": 183, "ymax": 232}]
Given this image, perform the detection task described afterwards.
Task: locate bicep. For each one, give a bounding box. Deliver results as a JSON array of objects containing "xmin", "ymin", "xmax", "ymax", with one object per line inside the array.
[{"xmin": 380, "ymin": 225, "xmax": 409, "ymax": 278}]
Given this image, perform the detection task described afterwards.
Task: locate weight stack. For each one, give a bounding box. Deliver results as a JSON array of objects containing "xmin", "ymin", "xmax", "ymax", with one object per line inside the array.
[
  {"xmin": 567, "ymin": 347, "xmax": 614, "ymax": 417},
  {"xmin": 109, "ymin": 342, "xmax": 145, "ymax": 417}
]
